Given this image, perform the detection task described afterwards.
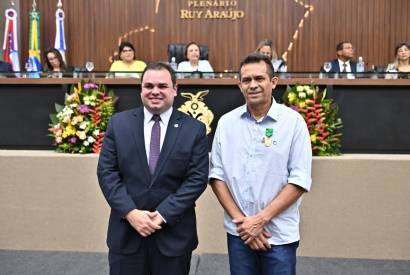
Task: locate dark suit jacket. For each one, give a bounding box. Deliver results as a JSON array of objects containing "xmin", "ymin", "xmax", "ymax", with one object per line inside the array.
[
  {"xmin": 320, "ymin": 59, "xmax": 357, "ymax": 73},
  {"xmin": 97, "ymin": 107, "xmax": 209, "ymax": 257},
  {"xmin": 0, "ymin": 61, "xmax": 13, "ymax": 72}
]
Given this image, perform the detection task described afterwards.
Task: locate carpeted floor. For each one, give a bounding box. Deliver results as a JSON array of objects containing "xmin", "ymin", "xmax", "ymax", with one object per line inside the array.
[{"xmin": 1, "ymin": 250, "xmax": 409, "ymax": 275}]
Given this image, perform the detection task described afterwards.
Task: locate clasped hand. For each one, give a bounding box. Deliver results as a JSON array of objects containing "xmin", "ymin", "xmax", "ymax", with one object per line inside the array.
[
  {"xmin": 126, "ymin": 209, "xmax": 163, "ymax": 237},
  {"xmin": 233, "ymin": 214, "xmax": 271, "ymax": 250}
]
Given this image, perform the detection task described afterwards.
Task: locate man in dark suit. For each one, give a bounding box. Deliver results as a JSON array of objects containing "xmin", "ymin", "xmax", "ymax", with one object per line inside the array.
[
  {"xmin": 0, "ymin": 60, "xmax": 13, "ymax": 74},
  {"xmin": 321, "ymin": 41, "xmax": 357, "ymax": 75},
  {"xmin": 97, "ymin": 62, "xmax": 209, "ymax": 275}
]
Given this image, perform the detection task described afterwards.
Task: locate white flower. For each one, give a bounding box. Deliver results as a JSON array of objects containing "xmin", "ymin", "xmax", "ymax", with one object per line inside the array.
[
  {"xmin": 62, "ymin": 106, "xmax": 74, "ymax": 115},
  {"xmin": 63, "ymin": 115, "xmax": 71, "ymax": 123},
  {"xmin": 56, "ymin": 137, "xmax": 63, "ymax": 144},
  {"xmin": 306, "ymin": 89, "xmax": 314, "ymax": 96},
  {"xmin": 77, "ymin": 131, "xmax": 87, "ymax": 140},
  {"xmin": 88, "ymin": 95, "xmax": 97, "ymax": 106},
  {"xmin": 83, "ymin": 96, "xmax": 90, "ymax": 105},
  {"xmin": 296, "ymin": 86, "xmax": 304, "ymax": 92},
  {"xmin": 79, "ymin": 121, "xmax": 87, "ymax": 130},
  {"xmin": 70, "ymin": 103, "xmax": 78, "ymax": 108},
  {"xmin": 71, "ymin": 117, "xmax": 78, "ymax": 125},
  {"xmin": 93, "ymin": 129, "xmax": 100, "ymax": 136},
  {"xmin": 298, "ymin": 92, "xmax": 306, "ymax": 99},
  {"xmin": 303, "ymin": 85, "xmax": 310, "ymax": 91},
  {"xmin": 87, "ymin": 136, "xmax": 95, "ymax": 143},
  {"xmin": 83, "ymin": 141, "xmax": 90, "ymax": 146}
]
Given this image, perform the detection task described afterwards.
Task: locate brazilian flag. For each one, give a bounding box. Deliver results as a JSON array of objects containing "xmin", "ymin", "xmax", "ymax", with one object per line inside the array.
[{"xmin": 27, "ymin": 8, "xmax": 41, "ymax": 77}]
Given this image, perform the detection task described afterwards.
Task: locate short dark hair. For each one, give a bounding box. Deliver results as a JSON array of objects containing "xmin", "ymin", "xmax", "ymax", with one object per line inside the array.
[
  {"xmin": 118, "ymin": 41, "xmax": 137, "ymax": 60},
  {"xmin": 238, "ymin": 53, "xmax": 275, "ymax": 80},
  {"xmin": 184, "ymin": 42, "xmax": 201, "ymax": 60},
  {"xmin": 44, "ymin": 48, "xmax": 66, "ymax": 71},
  {"xmin": 394, "ymin": 42, "xmax": 410, "ymax": 55},
  {"xmin": 141, "ymin": 62, "xmax": 176, "ymax": 87},
  {"xmin": 336, "ymin": 41, "xmax": 351, "ymax": 51}
]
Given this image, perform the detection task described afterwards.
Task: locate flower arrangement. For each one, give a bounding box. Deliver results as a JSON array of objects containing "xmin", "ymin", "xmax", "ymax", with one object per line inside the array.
[
  {"xmin": 282, "ymin": 84, "xmax": 343, "ymax": 156},
  {"xmin": 49, "ymin": 81, "xmax": 114, "ymax": 153}
]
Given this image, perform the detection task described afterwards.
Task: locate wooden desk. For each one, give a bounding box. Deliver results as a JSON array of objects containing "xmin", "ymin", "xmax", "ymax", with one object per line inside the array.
[{"xmin": 1, "ymin": 78, "xmax": 410, "ymax": 152}]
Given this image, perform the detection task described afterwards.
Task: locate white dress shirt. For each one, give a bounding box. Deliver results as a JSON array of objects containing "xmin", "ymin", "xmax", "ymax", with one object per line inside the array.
[
  {"xmin": 143, "ymin": 106, "xmax": 173, "ymax": 223},
  {"xmin": 143, "ymin": 107, "xmax": 173, "ymax": 162},
  {"xmin": 338, "ymin": 59, "xmax": 352, "ymax": 72},
  {"xmin": 177, "ymin": 60, "xmax": 214, "ymax": 79},
  {"xmin": 177, "ymin": 60, "xmax": 214, "ymax": 72},
  {"xmin": 338, "ymin": 59, "xmax": 355, "ymax": 79}
]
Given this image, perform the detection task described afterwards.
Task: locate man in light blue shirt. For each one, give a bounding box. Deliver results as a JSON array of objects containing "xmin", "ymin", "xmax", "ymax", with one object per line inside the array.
[{"xmin": 209, "ymin": 53, "xmax": 312, "ymax": 275}]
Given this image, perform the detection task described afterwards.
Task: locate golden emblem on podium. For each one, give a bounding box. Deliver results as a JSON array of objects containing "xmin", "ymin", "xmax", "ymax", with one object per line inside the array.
[{"xmin": 178, "ymin": 90, "xmax": 214, "ymax": 135}]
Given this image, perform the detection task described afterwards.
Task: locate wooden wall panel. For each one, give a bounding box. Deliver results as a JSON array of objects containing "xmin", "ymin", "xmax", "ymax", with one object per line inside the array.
[{"xmin": 14, "ymin": 0, "xmax": 410, "ymax": 71}]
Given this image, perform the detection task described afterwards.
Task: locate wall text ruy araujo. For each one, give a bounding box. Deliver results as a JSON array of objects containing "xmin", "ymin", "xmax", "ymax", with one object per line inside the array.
[{"xmin": 180, "ymin": 1, "xmax": 245, "ymax": 20}]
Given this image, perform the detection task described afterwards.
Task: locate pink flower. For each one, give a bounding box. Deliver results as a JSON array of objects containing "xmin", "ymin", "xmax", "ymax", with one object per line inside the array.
[
  {"xmin": 78, "ymin": 104, "xmax": 89, "ymax": 113},
  {"xmin": 69, "ymin": 137, "xmax": 77, "ymax": 144},
  {"xmin": 84, "ymin": 83, "xmax": 98, "ymax": 89}
]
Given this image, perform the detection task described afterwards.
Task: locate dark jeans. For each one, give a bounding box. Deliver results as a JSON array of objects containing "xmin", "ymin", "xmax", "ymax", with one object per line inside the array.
[{"xmin": 227, "ymin": 233, "xmax": 299, "ymax": 275}]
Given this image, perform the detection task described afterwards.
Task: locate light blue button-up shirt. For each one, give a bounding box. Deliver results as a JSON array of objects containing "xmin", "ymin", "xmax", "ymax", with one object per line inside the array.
[{"xmin": 209, "ymin": 99, "xmax": 312, "ymax": 245}]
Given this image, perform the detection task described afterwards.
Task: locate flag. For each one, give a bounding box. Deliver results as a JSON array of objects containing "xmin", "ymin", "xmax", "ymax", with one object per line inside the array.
[
  {"xmin": 2, "ymin": 8, "xmax": 20, "ymax": 72},
  {"xmin": 54, "ymin": 7, "xmax": 66, "ymax": 62},
  {"xmin": 27, "ymin": 8, "xmax": 41, "ymax": 77}
]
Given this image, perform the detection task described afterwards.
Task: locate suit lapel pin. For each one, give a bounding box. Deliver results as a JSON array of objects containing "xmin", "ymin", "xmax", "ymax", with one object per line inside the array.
[{"xmin": 174, "ymin": 123, "xmax": 179, "ymax": 128}]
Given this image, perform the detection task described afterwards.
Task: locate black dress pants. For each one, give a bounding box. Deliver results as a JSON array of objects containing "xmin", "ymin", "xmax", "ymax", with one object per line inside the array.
[{"xmin": 108, "ymin": 236, "xmax": 192, "ymax": 275}]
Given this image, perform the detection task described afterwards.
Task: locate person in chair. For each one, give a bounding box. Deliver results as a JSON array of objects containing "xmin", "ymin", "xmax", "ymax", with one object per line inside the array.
[
  {"xmin": 109, "ymin": 41, "xmax": 146, "ymax": 78},
  {"xmin": 255, "ymin": 39, "xmax": 287, "ymax": 73},
  {"xmin": 44, "ymin": 48, "xmax": 73, "ymax": 77},
  {"xmin": 385, "ymin": 42, "xmax": 410, "ymax": 79},
  {"xmin": 177, "ymin": 42, "xmax": 213, "ymax": 77},
  {"xmin": 321, "ymin": 41, "xmax": 357, "ymax": 75}
]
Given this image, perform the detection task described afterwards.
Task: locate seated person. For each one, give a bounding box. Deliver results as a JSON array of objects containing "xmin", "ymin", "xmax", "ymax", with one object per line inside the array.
[
  {"xmin": 321, "ymin": 41, "xmax": 357, "ymax": 76},
  {"xmin": 255, "ymin": 39, "xmax": 287, "ymax": 72},
  {"xmin": 0, "ymin": 60, "xmax": 13, "ymax": 77},
  {"xmin": 109, "ymin": 41, "xmax": 146, "ymax": 78},
  {"xmin": 177, "ymin": 42, "xmax": 213, "ymax": 77},
  {"xmin": 44, "ymin": 48, "xmax": 73, "ymax": 77},
  {"xmin": 385, "ymin": 42, "xmax": 410, "ymax": 79}
]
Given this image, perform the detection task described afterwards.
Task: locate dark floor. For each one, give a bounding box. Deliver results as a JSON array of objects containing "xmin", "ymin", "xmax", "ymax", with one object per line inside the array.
[{"xmin": 1, "ymin": 250, "xmax": 410, "ymax": 275}]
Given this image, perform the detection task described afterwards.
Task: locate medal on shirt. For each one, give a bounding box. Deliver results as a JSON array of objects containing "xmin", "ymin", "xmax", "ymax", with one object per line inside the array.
[{"xmin": 262, "ymin": 128, "xmax": 273, "ymax": 147}]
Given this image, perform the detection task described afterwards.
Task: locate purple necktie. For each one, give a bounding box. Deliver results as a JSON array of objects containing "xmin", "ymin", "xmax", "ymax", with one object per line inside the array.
[{"xmin": 149, "ymin": 115, "xmax": 161, "ymax": 175}]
